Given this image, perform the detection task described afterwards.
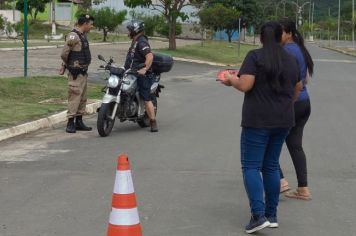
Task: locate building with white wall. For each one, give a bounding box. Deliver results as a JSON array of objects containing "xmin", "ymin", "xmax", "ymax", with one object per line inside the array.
[
  {"xmin": 0, "ymin": 10, "xmax": 21, "ymax": 37},
  {"xmin": 0, "ymin": 10, "xmax": 21, "ymax": 23}
]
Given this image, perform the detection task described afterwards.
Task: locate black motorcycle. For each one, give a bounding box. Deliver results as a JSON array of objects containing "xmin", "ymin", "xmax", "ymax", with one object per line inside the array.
[{"xmin": 96, "ymin": 54, "xmax": 173, "ymax": 137}]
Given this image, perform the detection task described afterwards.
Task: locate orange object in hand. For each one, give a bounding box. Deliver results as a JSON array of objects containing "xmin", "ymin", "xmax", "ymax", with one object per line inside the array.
[{"xmin": 216, "ymin": 69, "xmax": 239, "ymax": 82}]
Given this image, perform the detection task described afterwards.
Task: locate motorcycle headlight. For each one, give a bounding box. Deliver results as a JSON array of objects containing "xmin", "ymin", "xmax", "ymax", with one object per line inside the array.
[{"xmin": 107, "ymin": 75, "xmax": 119, "ymax": 88}]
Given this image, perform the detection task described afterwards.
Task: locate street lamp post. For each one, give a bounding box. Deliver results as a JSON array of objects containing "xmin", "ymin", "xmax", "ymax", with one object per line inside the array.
[{"xmin": 289, "ymin": 1, "xmax": 310, "ymax": 29}]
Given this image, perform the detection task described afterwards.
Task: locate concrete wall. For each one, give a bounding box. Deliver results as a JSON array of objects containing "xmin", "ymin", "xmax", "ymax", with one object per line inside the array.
[
  {"xmin": 55, "ymin": 2, "xmax": 72, "ymax": 21},
  {"xmin": 0, "ymin": 10, "xmax": 21, "ymax": 23},
  {"xmin": 0, "ymin": 10, "xmax": 21, "ymax": 37}
]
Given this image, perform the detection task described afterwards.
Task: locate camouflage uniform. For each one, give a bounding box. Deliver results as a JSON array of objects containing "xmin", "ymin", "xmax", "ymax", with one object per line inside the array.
[{"xmin": 60, "ymin": 30, "xmax": 91, "ymax": 119}]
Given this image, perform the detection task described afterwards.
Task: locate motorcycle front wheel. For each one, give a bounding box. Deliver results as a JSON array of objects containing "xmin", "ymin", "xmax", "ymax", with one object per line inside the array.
[
  {"xmin": 137, "ymin": 96, "xmax": 157, "ymax": 128},
  {"xmin": 97, "ymin": 102, "xmax": 116, "ymax": 137}
]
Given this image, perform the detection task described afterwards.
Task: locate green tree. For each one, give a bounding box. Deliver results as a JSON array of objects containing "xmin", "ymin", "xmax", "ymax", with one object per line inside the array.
[
  {"xmin": 134, "ymin": 13, "xmax": 161, "ymax": 36},
  {"xmin": 90, "ymin": 7, "xmax": 127, "ymax": 42},
  {"xmin": 0, "ymin": 15, "xmax": 4, "ymax": 31},
  {"xmin": 124, "ymin": 0, "xmax": 200, "ymax": 49},
  {"xmin": 155, "ymin": 16, "xmax": 182, "ymax": 37},
  {"xmin": 240, "ymin": 0, "xmax": 263, "ymax": 31},
  {"xmin": 0, "ymin": 0, "xmax": 5, "ymax": 8},
  {"xmin": 201, "ymin": 0, "xmax": 263, "ymax": 40},
  {"xmin": 198, "ymin": 3, "xmax": 240, "ymax": 42},
  {"xmin": 3, "ymin": 0, "xmax": 17, "ymax": 10},
  {"xmin": 15, "ymin": 0, "xmax": 51, "ymax": 21},
  {"xmin": 318, "ymin": 16, "xmax": 337, "ymax": 40}
]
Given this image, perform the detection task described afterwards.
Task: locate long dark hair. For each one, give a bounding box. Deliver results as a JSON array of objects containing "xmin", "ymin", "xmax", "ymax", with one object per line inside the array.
[
  {"xmin": 260, "ymin": 21, "xmax": 285, "ymax": 92},
  {"xmin": 280, "ymin": 19, "xmax": 314, "ymax": 76}
]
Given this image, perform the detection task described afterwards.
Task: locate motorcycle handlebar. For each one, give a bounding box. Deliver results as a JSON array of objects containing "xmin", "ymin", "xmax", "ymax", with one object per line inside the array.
[{"xmin": 98, "ymin": 60, "xmax": 147, "ymax": 77}]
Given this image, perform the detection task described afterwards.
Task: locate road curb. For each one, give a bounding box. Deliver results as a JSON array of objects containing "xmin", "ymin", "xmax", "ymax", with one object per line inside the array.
[
  {"xmin": 319, "ymin": 45, "xmax": 356, "ymax": 58},
  {"xmin": 0, "ymin": 101, "xmax": 101, "ymax": 142},
  {"xmin": 172, "ymin": 57, "xmax": 235, "ymax": 67}
]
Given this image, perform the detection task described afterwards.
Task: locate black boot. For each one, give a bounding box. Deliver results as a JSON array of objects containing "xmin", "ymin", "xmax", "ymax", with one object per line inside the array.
[
  {"xmin": 75, "ymin": 116, "xmax": 92, "ymax": 131},
  {"xmin": 66, "ymin": 118, "xmax": 76, "ymax": 133},
  {"xmin": 150, "ymin": 119, "xmax": 158, "ymax": 132}
]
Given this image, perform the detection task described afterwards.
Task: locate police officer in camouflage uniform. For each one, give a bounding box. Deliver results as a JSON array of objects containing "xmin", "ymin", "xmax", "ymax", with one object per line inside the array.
[
  {"xmin": 60, "ymin": 14, "xmax": 94, "ymax": 133},
  {"xmin": 125, "ymin": 20, "xmax": 158, "ymax": 132}
]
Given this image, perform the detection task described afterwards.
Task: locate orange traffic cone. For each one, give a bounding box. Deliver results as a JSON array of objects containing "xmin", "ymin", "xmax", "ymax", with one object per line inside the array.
[{"xmin": 107, "ymin": 154, "xmax": 142, "ymax": 236}]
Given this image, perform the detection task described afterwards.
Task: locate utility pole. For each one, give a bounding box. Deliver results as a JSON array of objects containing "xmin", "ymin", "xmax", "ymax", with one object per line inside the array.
[
  {"xmin": 311, "ymin": 2, "xmax": 314, "ymax": 41},
  {"xmin": 353, "ymin": 0, "xmax": 355, "ymax": 46},
  {"xmin": 309, "ymin": 1, "xmax": 312, "ymax": 40},
  {"xmin": 309, "ymin": 1, "xmax": 311, "ymax": 27},
  {"xmin": 337, "ymin": 0, "xmax": 340, "ymax": 42},
  {"xmin": 238, "ymin": 17, "xmax": 241, "ymax": 58},
  {"xmin": 24, "ymin": 0, "xmax": 28, "ymax": 78},
  {"xmin": 51, "ymin": 0, "xmax": 56, "ymax": 35}
]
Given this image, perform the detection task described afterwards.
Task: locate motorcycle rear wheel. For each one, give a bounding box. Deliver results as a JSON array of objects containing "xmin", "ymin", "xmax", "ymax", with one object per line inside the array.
[
  {"xmin": 97, "ymin": 102, "xmax": 116, "ymax": 137},
  {"xmin": 137, "ymin": 96, "xmax": 157, "ymax": 128}
]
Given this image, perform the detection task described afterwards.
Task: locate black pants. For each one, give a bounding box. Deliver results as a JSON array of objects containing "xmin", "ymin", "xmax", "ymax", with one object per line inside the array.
[{"xmin": 280, "ymin": 99, "xmax": 311, "ymax": 187}]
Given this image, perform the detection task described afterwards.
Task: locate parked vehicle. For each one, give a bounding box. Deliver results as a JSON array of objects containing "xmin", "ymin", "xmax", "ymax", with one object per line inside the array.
[{"xmin": 96, "ymin": 53, "xmax": 173, "ymax": 137}]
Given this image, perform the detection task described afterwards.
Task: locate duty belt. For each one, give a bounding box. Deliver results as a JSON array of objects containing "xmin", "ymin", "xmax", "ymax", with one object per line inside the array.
[{"xmin": 67, "ymin": 66, "xmax": 88, "ymax": 80}]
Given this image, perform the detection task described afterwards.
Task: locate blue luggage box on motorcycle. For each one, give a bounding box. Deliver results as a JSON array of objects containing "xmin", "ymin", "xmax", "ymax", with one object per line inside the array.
[{"xmin": 152, "ymin": 53, "xmax": 174, "ymax": 74}]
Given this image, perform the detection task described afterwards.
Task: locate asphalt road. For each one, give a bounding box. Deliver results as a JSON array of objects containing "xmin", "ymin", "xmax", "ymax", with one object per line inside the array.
[{"xmin": 1, "ymin": 44, "xmax": 356, "ymax": 236}]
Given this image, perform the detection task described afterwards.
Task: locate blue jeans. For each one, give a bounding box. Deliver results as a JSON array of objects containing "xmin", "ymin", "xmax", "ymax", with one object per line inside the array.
[{"xmin": 240, "ymin": 127, "xmax": 289, "ymax": 217}]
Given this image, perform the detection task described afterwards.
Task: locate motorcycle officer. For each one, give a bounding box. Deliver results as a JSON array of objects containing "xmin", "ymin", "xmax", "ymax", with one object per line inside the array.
[
  {"xmin": 124, "ymin": 20, "xmax": 158, "ymax": 132},
  {"xmin": 60, "ymin": 14, "xmax": 94, "ymax": 133}
]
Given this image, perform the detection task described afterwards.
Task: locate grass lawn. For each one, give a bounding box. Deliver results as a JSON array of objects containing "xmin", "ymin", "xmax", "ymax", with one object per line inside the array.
[
  {"xmin": 0, "ymin": 76, "xmax": 103, "ymax": 129},
  {"xmin": 155, "ymin": 40, "xmax": 259, "ymax": 65}
]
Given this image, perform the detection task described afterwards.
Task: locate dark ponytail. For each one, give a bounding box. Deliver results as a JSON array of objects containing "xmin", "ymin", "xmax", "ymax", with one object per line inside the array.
[
  {"xmin": 260, "ymin": 21, "xmax": 285, "ymax": 93},
  {"xmin": 280, "ymin": 19, "xmax": 314, "ymax": 76}
]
